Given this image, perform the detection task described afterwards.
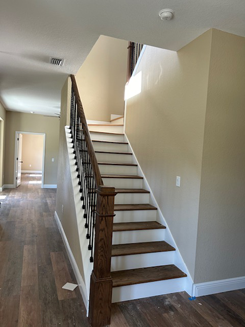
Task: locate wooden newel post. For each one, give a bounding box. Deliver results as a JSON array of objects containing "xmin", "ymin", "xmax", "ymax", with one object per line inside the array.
[{"xmin": 89, "ymin": 185, "xmax": 116, "ymax": 327}]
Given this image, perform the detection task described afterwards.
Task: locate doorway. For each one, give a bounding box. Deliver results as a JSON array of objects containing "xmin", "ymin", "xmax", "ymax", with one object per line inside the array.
[{"xmin": 14, "ymin": 132, "xmax": 45, "ymax": 188}]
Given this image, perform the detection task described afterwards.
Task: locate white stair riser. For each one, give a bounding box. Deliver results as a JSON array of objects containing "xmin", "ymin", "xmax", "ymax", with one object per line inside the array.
[
  {"xmin": 95, "ymin": 153, "xmax": 134, "ymax": 164},
  {"xmin": 115, "ymin": 193, "xmax": 150, "ymax": 204},
  {"xmin": 112, "ymin": 277, "xmax": 187, "ymax": 303},
  {"xmin": 88, "ymin": 125, "xmax": 124, "ymax": 133},
  {"xmin": 102, "ymin": 177, "xmax": 143, "ymax": 189},
  {"xmin": 111, "ymin": 251, "xmax": 173, "ymax": 271},
  {"xmin": 112, "ymin": 229, "xmax": 165, "ymax": 245},
  {"xmin": 93, "ymin": 142, "xmax": 128, "ymax": 152},
  {"xmin": 90, "ymin": 133, "xmax": 125, "ymax": 143},
  {"xmin": 99, "ymin": 165, "xmax": 138, "ymax": 176},
  {"xmin": 114, "ymin": 210, "xmax": 157, "ymax": 223}
]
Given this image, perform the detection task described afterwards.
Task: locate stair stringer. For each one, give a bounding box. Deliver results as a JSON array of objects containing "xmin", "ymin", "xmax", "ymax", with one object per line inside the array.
[
  {"xmin": 63, "ymin": 126, "xmax": 93, "ymax": 311},
  {"xmin": 124, "ymin": 133, "xmax": 194, "ymax": 297}
]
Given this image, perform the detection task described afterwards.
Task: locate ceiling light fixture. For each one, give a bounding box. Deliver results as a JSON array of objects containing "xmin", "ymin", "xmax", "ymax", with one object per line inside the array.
[{"xmin": 159, "ymin": 9, "xmax": 174, "ymax": 21}]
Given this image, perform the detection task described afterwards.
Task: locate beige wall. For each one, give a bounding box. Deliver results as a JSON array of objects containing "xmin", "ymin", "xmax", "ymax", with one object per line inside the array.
[
  {"xmin": 4, "ymin": 112, "xmax": 59, "ymax": 185},
  {"xmin": 195, "ymin": 30, "xmax": 245, "ymax": 283},
  {"xmin": 76, "ymin": 35, "xmax": 128, "ymax": 121},
  {"xmin": 125, "ymin": 30, "xmax": 212, "ymax": 279},
  {"xmin": 22, "ymin": 134, "xmax": 44, "ymax": 171},
  {"xmin": 0, "ymin": 102, "xmax": 6, "ymax": 189}
]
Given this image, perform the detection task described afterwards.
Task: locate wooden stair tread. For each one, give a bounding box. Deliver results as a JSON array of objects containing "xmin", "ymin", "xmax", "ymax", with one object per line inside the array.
[
  {"xmin": 113, "ymin": 221, "xmax": 166, "ymax": 232},
  {"xmin": 111, "ymin": 241, "xmax": 175, "ymax": 256},
  {"xmin": 115, "ymin": 188, "xmax": 150, "ymax": 194},
  {"xmin": 98, "ymin": 162, "xmax": 138, "ymax": 167},
  {"xmin": 89, "ymin": 131, "xmax": 124, "ymax": 135},
  {"xmin": 111, "ymin": 265, "xmax": 187, "ymax": 287},
  {"xmin": 93, "ymin": 140, "xmax": 128, "ymax": 145},
  {"xmin": 95, "ymin": 150, "xmax": 132, "ymax": 155},
  {"xmin": 114, "ymin": 204, "xmax": 157, "ymax": 211}
]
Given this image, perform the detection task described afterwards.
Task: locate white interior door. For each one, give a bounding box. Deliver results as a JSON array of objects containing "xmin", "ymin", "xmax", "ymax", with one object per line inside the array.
[{"xmin": 16, "ymin": 133, "xmax": 23, "ymax": 187}]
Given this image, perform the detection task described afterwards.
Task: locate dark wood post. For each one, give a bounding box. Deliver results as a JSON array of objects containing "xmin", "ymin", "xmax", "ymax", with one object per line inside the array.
[
  {"xmin": 89, "ymin": 185, "xmax": 116, "ymax": 327},
  {"xmin": 127, "ymin": 42, "xmax": 134, "ymax": 83}
]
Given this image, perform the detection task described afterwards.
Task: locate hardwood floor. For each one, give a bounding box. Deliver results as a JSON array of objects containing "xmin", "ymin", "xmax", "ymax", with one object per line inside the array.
[
  {"xmin": 1, "ymin": 173, "xmax": 245, "ymax": 326},
  {"xmin": 0, "ymin": 174, "xmax": 89, "ymax": 327}
]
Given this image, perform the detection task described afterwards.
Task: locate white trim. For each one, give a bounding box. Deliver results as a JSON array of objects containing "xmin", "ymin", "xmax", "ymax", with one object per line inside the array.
[
  {"xmin": 14, "ymin": 131, "xmax": 46, "ymax": 188},
  {"xmin": 193, "ymin": 276, "xmax": 245, "ymax": 297},
  {"xmin": 42, "ymin": 184, "xmax": 57, "ymax": 189},
  {"xmin": 54, "ymin": 211, "xmax": 88, "ymax": 306},
  {"xmin": 124, "ymin": 133, "xmax": 194, "ymax": 296},
  {"xmin": 21, "ymin": 170, "xmax": 42, "ymax": 174},
  {"xmin": 3, "ymin": 184, "xmax": 15, "ymax": 189}
]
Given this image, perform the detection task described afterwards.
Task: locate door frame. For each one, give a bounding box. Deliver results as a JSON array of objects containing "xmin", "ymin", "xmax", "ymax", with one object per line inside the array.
[{"xmin": 14, "ymin": 131, "xmax": 46, "ymax": 188}]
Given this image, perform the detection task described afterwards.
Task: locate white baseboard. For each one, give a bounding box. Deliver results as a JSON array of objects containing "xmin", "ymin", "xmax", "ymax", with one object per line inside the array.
[
  {"xmin": 194, "ymin": 276, "xmax": 245, "ymax": 297},
  {"xmin": 54, "ymin": 211, "xmax": 89, "ymax": 308},
  {"xmin": 3, "ymin": 184, "xmax": 15, "ymax": 189},
  {"xmin": 21, "ymin": 170, "xmax": 42, "ymax": 173},
  {"xmin": 42, "ymin": 184, "xmax": 57, "ymax": 189}
]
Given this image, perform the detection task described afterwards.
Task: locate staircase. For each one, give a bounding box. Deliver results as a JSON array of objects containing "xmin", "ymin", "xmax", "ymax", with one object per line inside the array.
[{"xmin": 88, "ymin": 119, "xmax": 187, "ymax": 303}]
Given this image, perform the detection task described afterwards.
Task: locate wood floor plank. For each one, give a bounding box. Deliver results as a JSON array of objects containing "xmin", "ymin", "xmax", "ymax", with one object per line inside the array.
[
  {"xmin": 0, "ymin": 295, "xmax": 20, "ymax": 327},
  {"xmin": 117, "ymin": 301, "xmax": 151, "ymax": 327},
  {"xmin": 18, "ymin": 285, "xmax": 42, "ymax": 327},
  {"xmin": 202, "ymin": 294, "xmax": 245, "ymax": 327},
  {"xmin": 50, "ymin": 252, "xmax": 77, "ymax": 301},
  {"xmin": 110, "ymin": 305, "xmax": 129, "ymax": 327},
  {"xmin": 21, "ymin": 245, "xmax": 38, "ymax": 287},
  {"xmin": 168, "ymin": 292, "xmax": 212, "ymax": 326},
  {"xmin": 180, "ymin": 291, "xmax": 233, "ymax": 327}
]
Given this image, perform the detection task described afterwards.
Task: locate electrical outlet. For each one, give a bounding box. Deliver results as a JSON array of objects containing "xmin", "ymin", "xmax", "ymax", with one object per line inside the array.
[
  {"xmin": 52, "ymin": 158, "xmax": 55, "ymax": 162},
  {"xmin": 176, "ymin": 176, "xmax": 181, "ymax": 187}
]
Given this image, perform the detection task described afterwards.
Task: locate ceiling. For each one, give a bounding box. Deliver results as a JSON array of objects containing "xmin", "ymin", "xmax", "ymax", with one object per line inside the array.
[{"xmin": 1, "ymin": 0, "xmax": 245, "ymax": 117}]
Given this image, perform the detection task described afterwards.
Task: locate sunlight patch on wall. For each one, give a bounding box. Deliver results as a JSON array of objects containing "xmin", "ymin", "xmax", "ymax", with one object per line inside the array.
[{"xmin": 125, "ymin": 72, "xmax": 142, "ymax": 100}]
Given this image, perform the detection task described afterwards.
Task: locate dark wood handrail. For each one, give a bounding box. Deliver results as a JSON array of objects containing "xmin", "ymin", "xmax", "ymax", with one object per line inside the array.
[{"xmin": 70, "ymin": 74, "xmax": 103, "ymax": 187}]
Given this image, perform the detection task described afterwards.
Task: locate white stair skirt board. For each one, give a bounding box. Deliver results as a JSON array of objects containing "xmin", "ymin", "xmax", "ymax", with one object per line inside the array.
[
  {"xmin": 88, "ymin": 125, "xmax": 124, "ymax": 133},
  {"xmin": 124, "ymin": 134, "xmax": 194, "ymax": 296},
  {"xmin": 111, "ymin": 251, "xmax": 174, "ymax": 271},
  {"xmin": 54, "ymin": 211, "xmax": 88, "ymax": 309},
  {"xmin": 112, "ymin": 228, "xmax": 166, "ymax": 245},
  {"xmin": 64, "ymin": 126, "xmax": 94, "ymax": 312},
  {"xmin": 42, "ymin": 184, "xmax": 57, "ymax": 189},
  {"xmin": 112, "ymin": 277, "xmax": 187, "ymax": 303},
  {"xmin": 193, "ymin": 276, "xmax": 245, "ymax": 297}
]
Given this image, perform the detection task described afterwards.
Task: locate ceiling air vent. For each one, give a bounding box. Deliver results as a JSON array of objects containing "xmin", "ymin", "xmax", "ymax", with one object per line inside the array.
[{"xmin": 50, "ymin": 58, "xmax": 64, "ymax": 66}]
